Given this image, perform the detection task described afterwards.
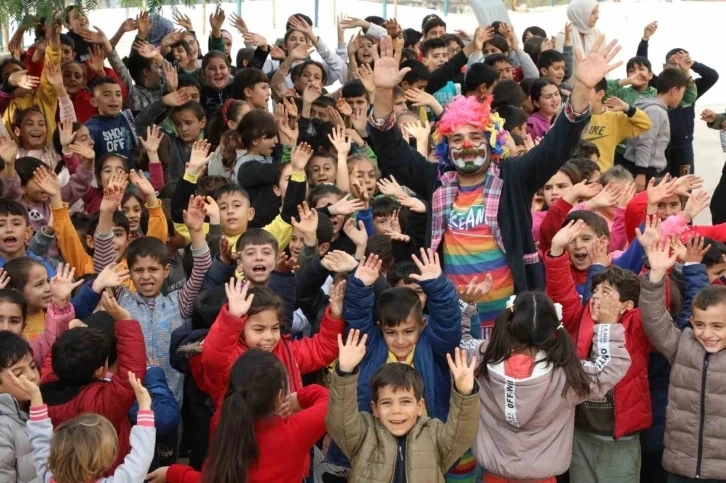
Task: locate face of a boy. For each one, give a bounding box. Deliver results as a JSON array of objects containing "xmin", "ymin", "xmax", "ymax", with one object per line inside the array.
[
  {"xmin": 246, "ymin": 82, "xmax": 271, "ymax": 110},
  {"xmin": 289, "ymin": 229, "xmax": 304, "ymax": 259},
  {"xmin": 691, "ymin": 303, "xmax": 726, "ymax": 353},
  {"xmin": 589, "ymin": 281, "xmax": 629, "ymax": 322},
  {"xmin": 706, "ymin": 257, "xmax": 726, "ymax": 283},
  {"xmin": 380, "ymin": 315, "xmax": 424, "ymax": 360},
  {"xmin": 566, "ymin": 224, "xmax": 606, "ymax": 272},
  {"xmin": 60, "ymin": 44, "xmax": 76, "ymax": 63},
  {"xmin": 92, "ymin": 82, "xmax": 123, "ymax": 117},
  {"xmin": 0, "ymin": 302, "xmax": 25, "ymax": 336},
  {"xmin": 371, "ymin": 385, "xmax": 425, "ymax": 437},
  {"xmin": 0, "ymin": 215, "xmax": 31, "ymax": 258},
  {"xmin": 239, "ymin": 244, "xmax": 276, "ymax": 286},
  {"xmin": 0, "ymin": 355, "xmax": 39, "ymax": 402},
  {"xmin": 130, "ymin": 255, "xmax": 169, "ymax": 297},
  {"xmin": 544, "ymin": 61, "xmax": 566, "ymax": 85},
  {"xmin": 425, "ymin": 47, "xmax": 448, "ymax": 70},
  {"xmin": 218, "ymin": 193, "xmax": 254, "ymax": 237},
  {"xmin": 242, "ymin": 308, "xmax": 281, "ymax": 351},
  {"xmin": 627, "ymin": 63, "xmax": 652, "ymax": 89}
]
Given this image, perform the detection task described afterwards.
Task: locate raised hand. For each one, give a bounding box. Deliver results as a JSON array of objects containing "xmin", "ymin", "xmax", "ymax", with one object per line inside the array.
[
  {"xmin": 275, "ymin": 253, "xmax": 298, "ymax": 273},
  {"xmin": 8, "ymin": 70, "xmax": 40, "ymax": 90},
  {"xmin": 128, "ymin": 371, "xmax": 152, "ymax": 411},
  {"xmin": 373, "ymin": 36, "xmax": 411, "ymax": 89},
  {"xmin": 100, "ymin": 171, "xmax": 128, "ymax": 213},
  {"xmin": 617, "ymin": 181, "xmax": 637, "ymax": 208},
  {"xmin": 409, "ymin": 248, "xmax": 442, "ymax": 282},
  {"xmin": 204, "ymin": 196, "xmax": 221, "ymax": 224},
  {"xmin": 336, "ymin": 98, "xmax": 353, "ymax": 117},
  {"xmin": 375, "ymin": 176, "xmax": 405, "ymax": 199},
  {"xmin": 551, "ymin": 219, "xmax": 585, "ymax": 256},
  {"xmin": 58, "ymin": 119, "xmax": 76, "ymax": 148},
  {"xmin": 225, "ymin": 278, "xmax": 254, "ymax": 317},
  {"xmin": 587, "ymin": 239, "xmax": 611, "ymax": 267},
  {"xmin": 574, "ymin": 36, "xmax": 622, "ymax": 89},
  {"xmin": 77, "ymin": 26, "xmax": 108, "ymax": 46},
  {"xmin": 357, "ymin": 63, "xmax": 375, "ymax": 94},
  {"xmin": 33, "ymin": 166, "xmax": 61, "ymax": 198},
  {"xmin": 682, "ymin": 190, "xmax": 710, "ymax": 222},
  {"xmin": 136, "ymin": 11, "xmax": 152, "ymax": 39},
  {"xmin": 44, "ymin": 62, "xmax": 64, "ymax": 91},
  {"xmin": 183, "ymin": 195, "xmax": 206, "ymax": 232},
  {"xmin": 644, "ymin": 239, "xmax": 677, "ymax": 283},
  {"xmin": 701, "ymin": 109, "xmax": 717, "ymax": 124},
  {"xmin": 592, "ymin": 291, "xmax": 621, "ymax": 324},
  {"xmin": 398, "ymin": 196, "xmax": 426, "ymax": 214},
  {"xmin": 329, "ymin": 196, "xmax": 365, "ymax": 216},
  {"xmin": 337, "ymin": 329, "xmax": 368, "ymax": 373},
  {"xmin": 69, "ymin": 143, "xmax": 95, "ymax": 161},
  {"xmin": 209, "ymin": 7, "xmax": 226, "ymax": 36},
  {"xmin": 173, "ymin": 11, "xmax": 194, "ymax": 31},
  {"xmin": 402, "ymin": 120, "xmax": 432, "ymax": 143},
  {"xmin": 344, "ymin": 218, "xmax": 370, "ymax": 250},
  {"xmin": 328, "ymin": 126, "xmax": 351, "ymax": 158},
  {"xmin": 404, "ymin": 87, "xmax": 436, "ymax": 108},
  {"xmin": 50, "ymin": 263, "xmax": 83, "ymax": 306},
  {"xmin": 129, "ymin": 169, "xmax": 155, "ymax": 198},
  {"xmin": 674, "ymin": 174, "xmax": 704, "ymax": 197},
  {"xmin": 86, "ymin": 44, "xmax": 107, "ymax": 77},
  {"xmin": 162, "ymin": 89, "xmax": 192, "ymax": 107},
  {"xmin": 604, "ymin": 97, "xmax": 630, "ymax": 113},
  {"xmin": 683, "ymin": 235, "xmax": 711, "ymax": 264},
  {"xmin": 291, "ymin": 201, "xmax": 318, "ymax": 238},
  {"xmin": 354, "ymin": 253, "xmax": 382, "ymax": 287},
  {"xmin": 289, "ymin": 43, "xmax": 315, "ymax": 62},
  {"xmin": 118, "ymin": 18, "xmax": 138, "ymax": 33},
  {"xmin": 288, "ymin": 15, "xmax": 318, "ymax": 43},
  {"xmin": 646, "ymin": 175, "xmax": 678, "ymax": 206},
  {"xmin": 643, "ymin": 21, "xmax": 658, "ymax": 41},
  {"xmin": 586, "ymin": 183, "xmax": 621, "ymax": 210},
  {"xmin": 0, "ymin": 268, "xmax": 9, "ymax": 290},
  {"xmin": 564, "ymin": 179, "xmax": 601, "ymax": 204},
  {"xmin": 458, "ymin": 274, "xmax": 493, "ymax": 305},
  {"xmin": 636, "ymin": 215, "xmax": 663, "ymax": 249},
  {"xmin": 446, "ymin": 347, "xmax": 476, "ymax": 395},
  {"xmin": 187, "ymin": 139, "xmax": 213, "ymax": 175},
  {"xmin": 329, "ymin": 279, "xmax": 346, "ymax": 318},
  {"xmin": 139, "ymin": 125, "xmax": 165, "ymax": 154},
  {"xmin": 101, "ymin": 290, "xmax": 131, "ymax": 321},
  {"xmin": 321, "ymin": 250, "xmax": 359, "ymax": 273},
  {"xmin": 133, "ymin": 41, "xmax": 161, "ymax": 60},
  {"xmin": 0, "ymin": 137, "xmax": 18, "ymax": 164},
  {"xmin": 291, "ymin": 142, "xmax": 313, "ymax": 172},
  {"xmin": 229, "ymin": 12, "xmax": 248, "ymax": 33},
  {"xmin": 243, "ymin": 31, "xmax": 268, "ymax": 49},
  {"xmin": 91, "ymin": 263, "xmax": 131, "ymax": 293}
]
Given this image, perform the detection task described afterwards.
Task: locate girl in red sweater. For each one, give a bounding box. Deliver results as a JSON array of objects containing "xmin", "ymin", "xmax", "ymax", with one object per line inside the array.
[{"xmin": 147, "ymin": 349, "xmax": 329, "ymax": 483}]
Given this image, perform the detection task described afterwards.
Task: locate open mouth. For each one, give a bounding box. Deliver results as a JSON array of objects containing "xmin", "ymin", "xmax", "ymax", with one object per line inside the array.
[
  {"xmin": 29, "ymin": 132, "xmax": 43, "ymax": 141},
  {"xmin": 140, "ymin": 282, "xmax": 155, "ymax": 290},
  {"xmin": 252, "ymin": 264, "xmax": 267, "ymax": 274},
  {"xmin": 701, "ymin": 339, "xmax": 720, "ymax": 348},
  {"xmin": 107, "ymin": 104, "xmax": 120, "ymax": 111},
  {"xmin": 258, "ymin": 343, "xmax": 274, "ymax": 351},
  {"xmin": 2, "ymin": 236, "xmax": 18, "ymax": 246},
  {"xmin": 389, "ymin": 418, "xmax": 408, "ymax": 425},
  {"xmin": 573, "ymin": 253, "xmax": 588, "ymax": 263}
]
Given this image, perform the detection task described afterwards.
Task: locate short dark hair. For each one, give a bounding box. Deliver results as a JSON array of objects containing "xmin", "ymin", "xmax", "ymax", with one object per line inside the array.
[
  {"xmin": 364, "ymin": 16, "xmax": 385, "ymax": 26},
  {"xmin": 371, "ymin": 197, "xmax": 399, "ymax": 219},
  {"xmin": 232, "ymin": 68, "xmax": 269, "ymax": 100},
  {"xmin": 236, "ymin": 228, "xmax": 278, "ymax": 254},
  {"xmin": 442, "ymin": 33, "xmax": 465, "ymax": 50},
  {"xmin": 530, "ymin": 77, "xmax": 558, "ymax": 111},
  {"xmin": 537, "ymin": 49, "xmax": 565, "ymax": 71},
  {"xmin": 316, "ymin": 212, "xmax": 334, "ymax": 245},
  {"xmin": 51, "ymin": 327, "xmax": 110, "ymax": 386},
  {"xmin": 594, "ymin": 77, "xmax": 608, "ymax": 94},
  {"xmin": 464, "ymin": 63, "xmax": 499, "ymax": 95},
  {"xmin": 592, "ymin": 266, "xmax": 640, "ymax": 306},
  {"xmin": 403, "ymin": 28, "xmax": 423, "ymax": 49},
  {"xmin": 371, "ymin": 362, "xmax": 424, "ymax": 402},
  {"xmin": 236, "ymin": 47, "xmax": 256, "ymax": 68},
  {"xmin": 127, "ymin": 54, "xmax": 155, "ymax": 85},
  {"xmin": 495, "ymin": 105, "xmax": 528, "ymax": 133},
  {"xmin": 341, "ymin": 79, "xmax": 368, "ymax": 100},
  {"xmin": 522, "ymin": 26, "xmax": 547, "ymax": 42},
  {"xmin": 0, "ymin": 288, "xmax": 28, "ymax": 320},
  {"xmin": 366, "ymin": 235, "xmax": 394, "ymax": 272},
  {"xmin": 126, "ymin": 237, "xmax": 168, "ymax": 269},
  {"xmin": 421, "ymin": 37, "xmax": 448, "ymax": 57},
  {"xmin": 15, "ymin": 156, "xmax": 48, "ymax": 187},
  {"xmin": 60, "ymin": 33, "xmax": 75, "ymax": 51},
  {"xmin": 88, "ymin": 76, "xmax": 120, "ymax": 92},
  {"xmin": 492, "ymin": 80, "xmax": 525, "ymax": 109},
  {"xmin": 693, "ymin": 285, "xmax": 726, "ymax": 312},
  {"xmin": 171, "ymin": 100, "xmax": 205, "ymax": 120},
  {"xmin": 0, "ymin": 199, "xmax": 29, "ymax": 224},
  {"xmin": 214, "ymin": 184, "xmax": 250, "ymax": 204},
  {"xmin": 286, "ymin": 13, "xmax": 313, "ymax": 31},
  {"xmin": 564, "ymin": 211, "xmax": 610, "ymax": 238},
  {"xmin": 377, "ymin": 286, "xmax": 423, "ymax": 328},
  {"xmin": 665, "ymin": 48, "xmax": 686, "ymax": 63},
  {"xmin": 400, "ymin": 60, "xmax": 430, "ymax": 85},
  {"xmin": 197, "ymin": 175, "xmax": 230, "ymax": 198},
  {"xmin": 700, "ymin": 238, "xmax": 726, "ymax": 268},
  {"xmin": 171, "ymin": 39, "xmax": 191, "ymax": 56},
  {"xmin": 484, "ymin": 53, "xmax": 510, "ymax": 68},
  {"xmin": 0, "ymin": 331, "xmax": 33, "ymax": 371},
  {"xmin": 572, "ymin": 139, "xmax": 601, "ymax": 160},
  {"xmin": 657, "ymin": 68, "xmax": 689, "ymax": 94},
  {"xmin": 247, "ymin": 287, "xmax": 287, "ymax": 329},
  {"xmin": 626, "ymin": 56, "xmax": 652, "ymax": 74},
  {"xmin": 386, "ymin": 261, "xmax": 421, "ymax": 286},
  {"xmin": 312, "ymin": 96, "xmax": 336, "ymax": 110},
  {"xmin": 307, "ymin": 183, "xmax": 344, "ymax": 207},
  {"xmin": 566, "ymin": 158, "xmax": 600, "ymax": 181},
  {"xmin": 178, "ymin": 74, "xmax": 201, "ymax": 91},
  {"xmin": 422, "ymin": 17, "xmax": 446, "ymax": 36},
  {"xmin": 84, "ymin": 312, "xmax": 117, "ymax": 365}
]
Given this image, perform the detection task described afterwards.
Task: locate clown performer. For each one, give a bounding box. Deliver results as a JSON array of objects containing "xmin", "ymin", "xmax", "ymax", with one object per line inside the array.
[{"xmin": 367, "ymin": 33, "xmax": 622, "ymax": 336}]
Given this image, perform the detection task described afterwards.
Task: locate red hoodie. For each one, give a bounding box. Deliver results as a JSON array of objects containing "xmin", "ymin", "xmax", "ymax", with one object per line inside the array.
[
  {"xmin": 38, "ymin": 319, "xmax": 147, "ymax": 475},
  {"xmin": 200, "ymin": 304, "xmax": 343, "ymax": 437},
  {"xmin": 544, "ymin": 253, "xmax": 652, "ymax": 438}
]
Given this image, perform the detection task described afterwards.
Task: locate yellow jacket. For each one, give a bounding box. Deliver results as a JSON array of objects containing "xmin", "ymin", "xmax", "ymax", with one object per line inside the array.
[{"xmin": 583, "ymin": 108, "xmax": 652, "ymax": 170}]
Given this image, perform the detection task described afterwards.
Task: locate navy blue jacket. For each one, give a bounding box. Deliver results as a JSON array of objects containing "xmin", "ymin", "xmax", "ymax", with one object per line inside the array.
[{"xmin": 128, "ymin": 366, "xmax": 181, "ymax": 434}]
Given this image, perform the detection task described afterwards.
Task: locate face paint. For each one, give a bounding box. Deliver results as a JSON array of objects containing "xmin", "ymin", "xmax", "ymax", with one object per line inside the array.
[{"xmin": 449, "ymin": 141, "xmax": 489, "ymax": 174}]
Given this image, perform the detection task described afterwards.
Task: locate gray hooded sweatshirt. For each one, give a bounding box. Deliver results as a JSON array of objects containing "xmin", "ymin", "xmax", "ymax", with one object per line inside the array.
[
  {"xmin": 0, "ymin": 394, "xmax": 38, "ymax": 482},
  {"xmin": 625, "ymin": 97, "xmax": 670, "ymax": 172}
]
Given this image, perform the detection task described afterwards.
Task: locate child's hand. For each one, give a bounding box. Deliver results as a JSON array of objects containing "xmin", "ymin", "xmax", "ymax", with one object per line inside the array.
[
  {"xmin": 409, "ymin": 248, "xmax": 442, "ymax": 282},
  {"xmin": 50, "ymin": 263, "xmax": 83, "ymax": 306},
  {"xmin": 291, "ymin": 202, "xmax": 318, "ymax": 241},
  {"xmin": 402, "ymin": 120, "xmax": 432, "ymax": 143},
  {"xmin": 564, "ymin": 180, "xmax": 601, "ymax": 204},
  {"xmin": 129, "ymin": 169, "xmax": 155, "ymax": 198},
  {"xmin": 101, "ymin": 290, "xmax": 132, "ymax": 321},
  {"xmin": 58, "ymin": 119, "xmax": 76, "ymax": 148},
  {"xmin": 32, "ymin": 166, "xmax": 61, "ymax": 198},
  {"xmin": 586, "ymin": 239, "xmax": 612, "ymax": 267},
  {"xmin": 6, "ymin": 372, "xmax": 42, "ymax": 407},
  {"xmin": 45, "ymin": 62, "xmax": 64, "ymax": 91},
  {"xmin": 585, "ymin": 183, "xmax": 621, "ymax": 210},
  {"xmin": 398, "ymin": 195, "xmax": 426, "ymax": 214},
  {"xmin": 635, "ymin": 215, "xmax": 663, "ymax": 249},
  {"xmin": 291, "ymin": 142, "xmax": 313, "ymax": 173},
  {"xmin": 447, "ymin": 347, "xmax": 476, "ymax": 395},
  {"xmin": 187, "ymin": 140, "xmax": 213, "ymax": 176},
  {"xmin": 0, "ymin": 136, "xmax": 19, "ymax": 165},
  {"xmin": 204, "ymin": 196, "xmax": 221, "ymax": 225},
  {"xmin": 329, "ymin": 196, "xmax": 365, "ymax": 216},
  {"xmin": 225, "ymin": 278, "xmax": 254, "ymax": 318},
  {"xmin": 183, "ymin": 195, "xmax": 206, "ymax": 233},
  {"xmin": 326, "ymin": 106, "xmax": 346, "ymax": 129},
  {"xmin": 353, "ymin": 253, "xmax": 382, "ymax": 287},
  {"xmin": 328, "ymin": 279, "xmax": 346, "ymax": 318},
  {"xmin": 276, "ymin": 392, "xmax": 301, "ymax": 417},
  {"xmin": 683, "ymin": 235, "xmax": 711, "ymax": 264},
  {"xmin": 458, "ymin": 274, "xmax": 493, "ymax": 305},
  {"xmin": 701, "ymin": 109, "xmax": 717, "ymax": 124},
  {"xmin": 92, "ymin": 262, "xmax": 131, "ymax": 293},
  {"xmin": 343, "ymin": 218, "xmax": 369, "ymax": 249},
  {"xmin": 404, "ymin": 87, "xmax": 435, "ymax": 108},
  {"xmin": 646, "ymin": 174, "xmax": 677, "ymax": 207},
  {"xmin": 146, "ymin": 467, "xmax": 169, "ymax": 483},
  {"xmin": 6, "ymin": 69, "xmax": 40, "ymax": 90},
  {"xmin": 603, "ymin": 97, "xmax": 630, "ymax": 113},
  {"xmin": 86, "ymin": 45, "xmax": 107, "ymax": 77},
  {"xmin": 219, "ymin": 237, "xmax": 236, "ymax": 265},
  {"xmin": 139, "ymin": 125, "xmax": 165, "ymax": 154},
  {"xmin": 68, "ymin": 143, "xmax": 95, "ymax": 161},
  {"xmin": 682, "ymin": 190, "xmax": 710, "ymax": 222},
  {"xmin": 551, "ymin": 219, "xmax": 585, "ymax": 257},
  {"xmin": 336, "ymin": 98, "xmax": 353, "ymax": 117},
  {"xmin": 643, "ymin": 21, "xmax": 658, "ymax": 41},
  {"xmin": 275, "ymin": 253, "xmax": 298, "ymax": 273},
  {"xmin": 128, "ymin": 371, "xmax": 152, "ymax": 411},
  {"xmin": 0, "ymin": 268, "xmax": 10, "ymax": 290},
  {"xmin": 209, "ymin": 7, "xmax": 226, "ymax": 35},
  {"xmin": 357, "ymin": 63, "xmax": 375, "ymax": 95},
  {"xmin": 350, "ymin": 179, "xmax": 370, "ymax": 206},
  {"xmin": 644, "ymin": 239, "xmax": 677, "ymax": 283},
  {"xmin": 376, "ymin": 176, "xmax": 406, "ymax": 199},
  {"xmin": 617, "ymin": 181, "xmax": 637, "ymax": 208},
  {"xmin": 162, "ymin": 89, "xmax": 192, "ymax": 107},
  {"xmin": 321, "ymin": 250, "xmax": 358, "ymax": 274},
  {"xmin": 593, "ymin": 292, "xmax": 621, "ymax": 324},
  {"xmin": 328, "ymin": 126, "xmax": 351, "ymax": 158},
  {"xmin": 673, "ymin": 174, "xmax": 703, "ymax": 197},
  {"xmin": 302, "ymin": 82, "xmax": 321, "ymax": 104},
  {"xmin": 337, "ymin": 329, "xmax": 368, "ymax": 373}
]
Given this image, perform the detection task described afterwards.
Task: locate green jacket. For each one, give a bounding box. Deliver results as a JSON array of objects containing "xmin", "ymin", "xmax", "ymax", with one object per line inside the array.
[
  {"xmin": 326, "ymin": 368, "xmax": 479, "ymax": 483},
  {"xmin": 707, "ymin": 113, "xmax": 726, "ymax": 130}
]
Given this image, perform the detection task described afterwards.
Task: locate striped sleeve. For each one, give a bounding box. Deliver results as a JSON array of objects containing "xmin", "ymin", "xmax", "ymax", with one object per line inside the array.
[
  {"xmin": 178, "ymin": 244, "xmax": 212, "ymax": 320},
  {"xmin": 93, "ymin": 230, "xmax": 116, "ymax": 274},
  {"xmin": 29, "ymin": 404, "xmax": 48, "ymax": 421},
  {"xmin": 136, "ymin": 410, "xmax": 155, "ymax": 427}
]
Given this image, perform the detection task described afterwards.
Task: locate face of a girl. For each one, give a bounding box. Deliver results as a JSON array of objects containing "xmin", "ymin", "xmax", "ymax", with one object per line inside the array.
[
  {"xmin": 184, "ymin": 34, "xmax": 198, "ymax": 58},
  {"xmin": 350, "ymin": 159, "xmax": 377, "ymax": 198},
  {"xmin": 242, "ymin": 309, "xmax": 281, "ymax": 351},
  {"xmin": 0, "ymin": 301, "xmax": 25, "ymax": 336},
  {"xmin": 285, "ymin": 30, "xmax": 308, "ymax": 53},
  {"xmin": 223, "ymin": 37, "xmax": 232, "ymax": 56},
  {"xmin": 309, "ymin": 155, "xmax": 336, "ymax": 186},
  {"xmin": 273, "ymin": 163, "xmax": 293, "ymax": 202},
  {"xmin": 122, "ymin": 197, "xmax": 143, "ymax": 233},
  {"xmin": 657, "ymin": 194, "xmax": 683, "ymax": 221},
  {"xmin": 62, "ymin": 62, "xmax": 85, "ymax": 96},
  {"xmin": 24, "ymin": 265, "xmax": 51, "ymax": 312},
  {"xmin": 315, "ymin": 194, "xmax": 343, "ymax": 234},
  {"xmin": 535, "ymin": 85, "xmax": 561, "ymax": 116},
  {"xmin": 543, "ymin": 171, "xmax": 573, "ymax": 206},
  {"xmin": 173, "ymin": 45, "xmax": 189, "ymax": 65},
  {"xmin": 483, "ymin": 42, "xmax": 504, "ymax": 57},
  {"xmin": 204, "ymin": 58, "xmax": 230, "ymax": 90},
  {"xmin": 589, "ymin": 6, "xmax": 600, "ymax": 28},
  {"xmin": 73, "ymin": 125, "xmax": 94, "ymax": 150},
  {"xmin": 100, "ymin": 157, "xmax": 126, "ymax": 189},
  {"xmin": 298, "ymin": 65, "xmax": 324, "ymax": 92},
  {"xmin": 172, "ymin": 109, "xmax": 206, "ymax": 144},
  {"xmin": 357, "ymin": 38, "xmax": 377, "ymax": 64},
  {"xmin": 15, "ymin": 111, "xmax": 47, "ymax": 150}
]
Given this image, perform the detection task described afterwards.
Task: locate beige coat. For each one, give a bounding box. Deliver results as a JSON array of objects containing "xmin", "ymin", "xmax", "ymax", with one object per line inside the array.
[
  {"xmin": 640, "ymin": 275, "xmax": 726, "ymax": 480},
  {"xmin": 326, "ymin": 369, "xmax": 479, "ymax": 483}
]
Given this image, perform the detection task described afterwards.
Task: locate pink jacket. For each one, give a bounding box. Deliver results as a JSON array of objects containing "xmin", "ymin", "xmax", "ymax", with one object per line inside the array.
[{"xmin": 29, "ymin": 300, "xmax": 74, "ymax": 368}]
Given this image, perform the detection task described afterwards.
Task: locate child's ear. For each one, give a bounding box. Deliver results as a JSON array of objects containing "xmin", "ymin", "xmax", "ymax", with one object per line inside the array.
[
  {"xmin": 416, "ymin": 398, "xmax": 425, "ymax": 416},
  {"xmin": 12, "ymin": 127, "xmax": 21, "ymax": 139},
  {"xmin": 226, "ymin": 119, "xmax": 236, "ymax": 130},
  {"xmin": 247, "ymin": 207, "xmax": 255, "ymax": 221},
  {"xmin": 199, "ymin": 116, "xmax": 207, "ymax": 130},
  {"xmin": 24, "ymin": 226, "xmax": 33, "ymax": 244},
  {"xmin": 272, "ymin": 185, "xmax": 281, "ymax": 197},
  {"xmin": 163, "ymin": 264, "xmax": 171, "ymax": 279},
  {"xmin": 318, "ymin": 242, "xmax": 330, "ymax": 257},
  {"xmin": 621, "ymin": 300, "xmax": 635, "ymax": 314},
  {"xmin": 539, "ymin": 67, "xmax": 548, "ymax": 77},
  {"xmin": 244, "ymin": 87, "xmax": 252, "ymax": 99},
  {"xmin": 400, "ymin": 81, "xmax": 411, "ymax": 90},
  {"xmin": 370, "ymin": 400, "xmax": 379, "ymax": 417},
  {"xmin": 86, "ymin": 234, "xmax": 95, "ymax": 250},
  {"xmin": 598, "ymin": 235, "xmax": 609, "ymax": 244},
  {"xmin": 90, "ymin": 97, "xmax": 98, "ymax": 108}
]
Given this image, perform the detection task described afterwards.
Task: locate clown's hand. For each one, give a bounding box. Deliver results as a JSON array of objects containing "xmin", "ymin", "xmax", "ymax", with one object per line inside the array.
[{"xmin": 373, "ymin": 36, "xmax": 411, "ymax": 90}]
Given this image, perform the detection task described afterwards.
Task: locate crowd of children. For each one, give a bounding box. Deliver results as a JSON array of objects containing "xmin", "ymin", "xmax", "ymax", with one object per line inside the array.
[{"xmin": 0, "ymin": 1, "xmax": 724, "ymax": 482}]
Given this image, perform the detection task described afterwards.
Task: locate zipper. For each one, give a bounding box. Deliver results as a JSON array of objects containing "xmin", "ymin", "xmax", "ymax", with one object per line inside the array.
[{"xmin": 695, "ymin": 353, "xmax": 709, "ymax": 478}]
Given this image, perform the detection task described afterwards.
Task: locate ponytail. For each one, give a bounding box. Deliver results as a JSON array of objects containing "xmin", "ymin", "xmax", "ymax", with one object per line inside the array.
[{"xmin": 202, "ymin": 349, "xmax": 288, "ymax": 483}]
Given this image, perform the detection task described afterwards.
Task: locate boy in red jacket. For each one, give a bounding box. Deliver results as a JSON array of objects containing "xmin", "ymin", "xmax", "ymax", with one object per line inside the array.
[
  {"xmin": 545, "ymin": 219, "xmax": 652, "ymax": 483},
  {"xmin": 38, "ymin": 293, "xmax": 146, "ymax": 475}
]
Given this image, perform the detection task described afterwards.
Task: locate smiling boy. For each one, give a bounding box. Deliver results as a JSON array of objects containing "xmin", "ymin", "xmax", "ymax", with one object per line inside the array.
[{"xmin": 84, "ymin": 77, "xmax": 138, "ymax": 160}]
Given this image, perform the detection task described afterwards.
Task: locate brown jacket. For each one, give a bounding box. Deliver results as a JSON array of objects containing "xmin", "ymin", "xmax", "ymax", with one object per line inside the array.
[
  {"xmin": 640, "ymin": 274, "xmax": 726, "ymax": 480},
  {"xmin": 326, "ymin": 368, "xmax": 479, "ymax": 483}
]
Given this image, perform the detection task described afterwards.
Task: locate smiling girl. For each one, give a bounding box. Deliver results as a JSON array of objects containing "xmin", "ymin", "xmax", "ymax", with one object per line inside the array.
[{"xmin": 527, "ymin": 78, "xmax": 562, "ymax": 139}]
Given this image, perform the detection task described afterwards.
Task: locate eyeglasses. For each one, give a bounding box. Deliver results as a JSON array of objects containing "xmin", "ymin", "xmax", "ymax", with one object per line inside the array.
[{"xmin": 448, "ymin": 47, "xmax": 462, "ymax": 55}]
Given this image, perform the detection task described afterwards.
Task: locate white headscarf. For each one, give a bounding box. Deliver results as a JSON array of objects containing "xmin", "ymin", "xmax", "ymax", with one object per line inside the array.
[{"xmin": 562, "ymin": 0, "xmax": 603, "ymax": 57}]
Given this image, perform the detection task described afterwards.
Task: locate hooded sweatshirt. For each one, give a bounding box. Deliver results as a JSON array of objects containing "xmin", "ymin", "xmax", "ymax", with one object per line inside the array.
[
  {"xmin": 0, "ymin": 394, "xmax": 37, "ymax": 483},
  {"xmin": 471, "ymin": 324, "xmax": 631, "ymax": 480},
  {"xmin": 625, "ymin": 97, "xmax": 670, "ymax": 173}
]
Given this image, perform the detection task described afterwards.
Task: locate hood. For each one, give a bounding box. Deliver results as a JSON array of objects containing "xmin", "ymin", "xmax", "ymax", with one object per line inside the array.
[
  {"xmin": 634, "ymin": 97, "xmax": 667, "ymax": 111},
  {"xmin": 0, "ymin": 393, "xmax": 26, "ymax": 423}
]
